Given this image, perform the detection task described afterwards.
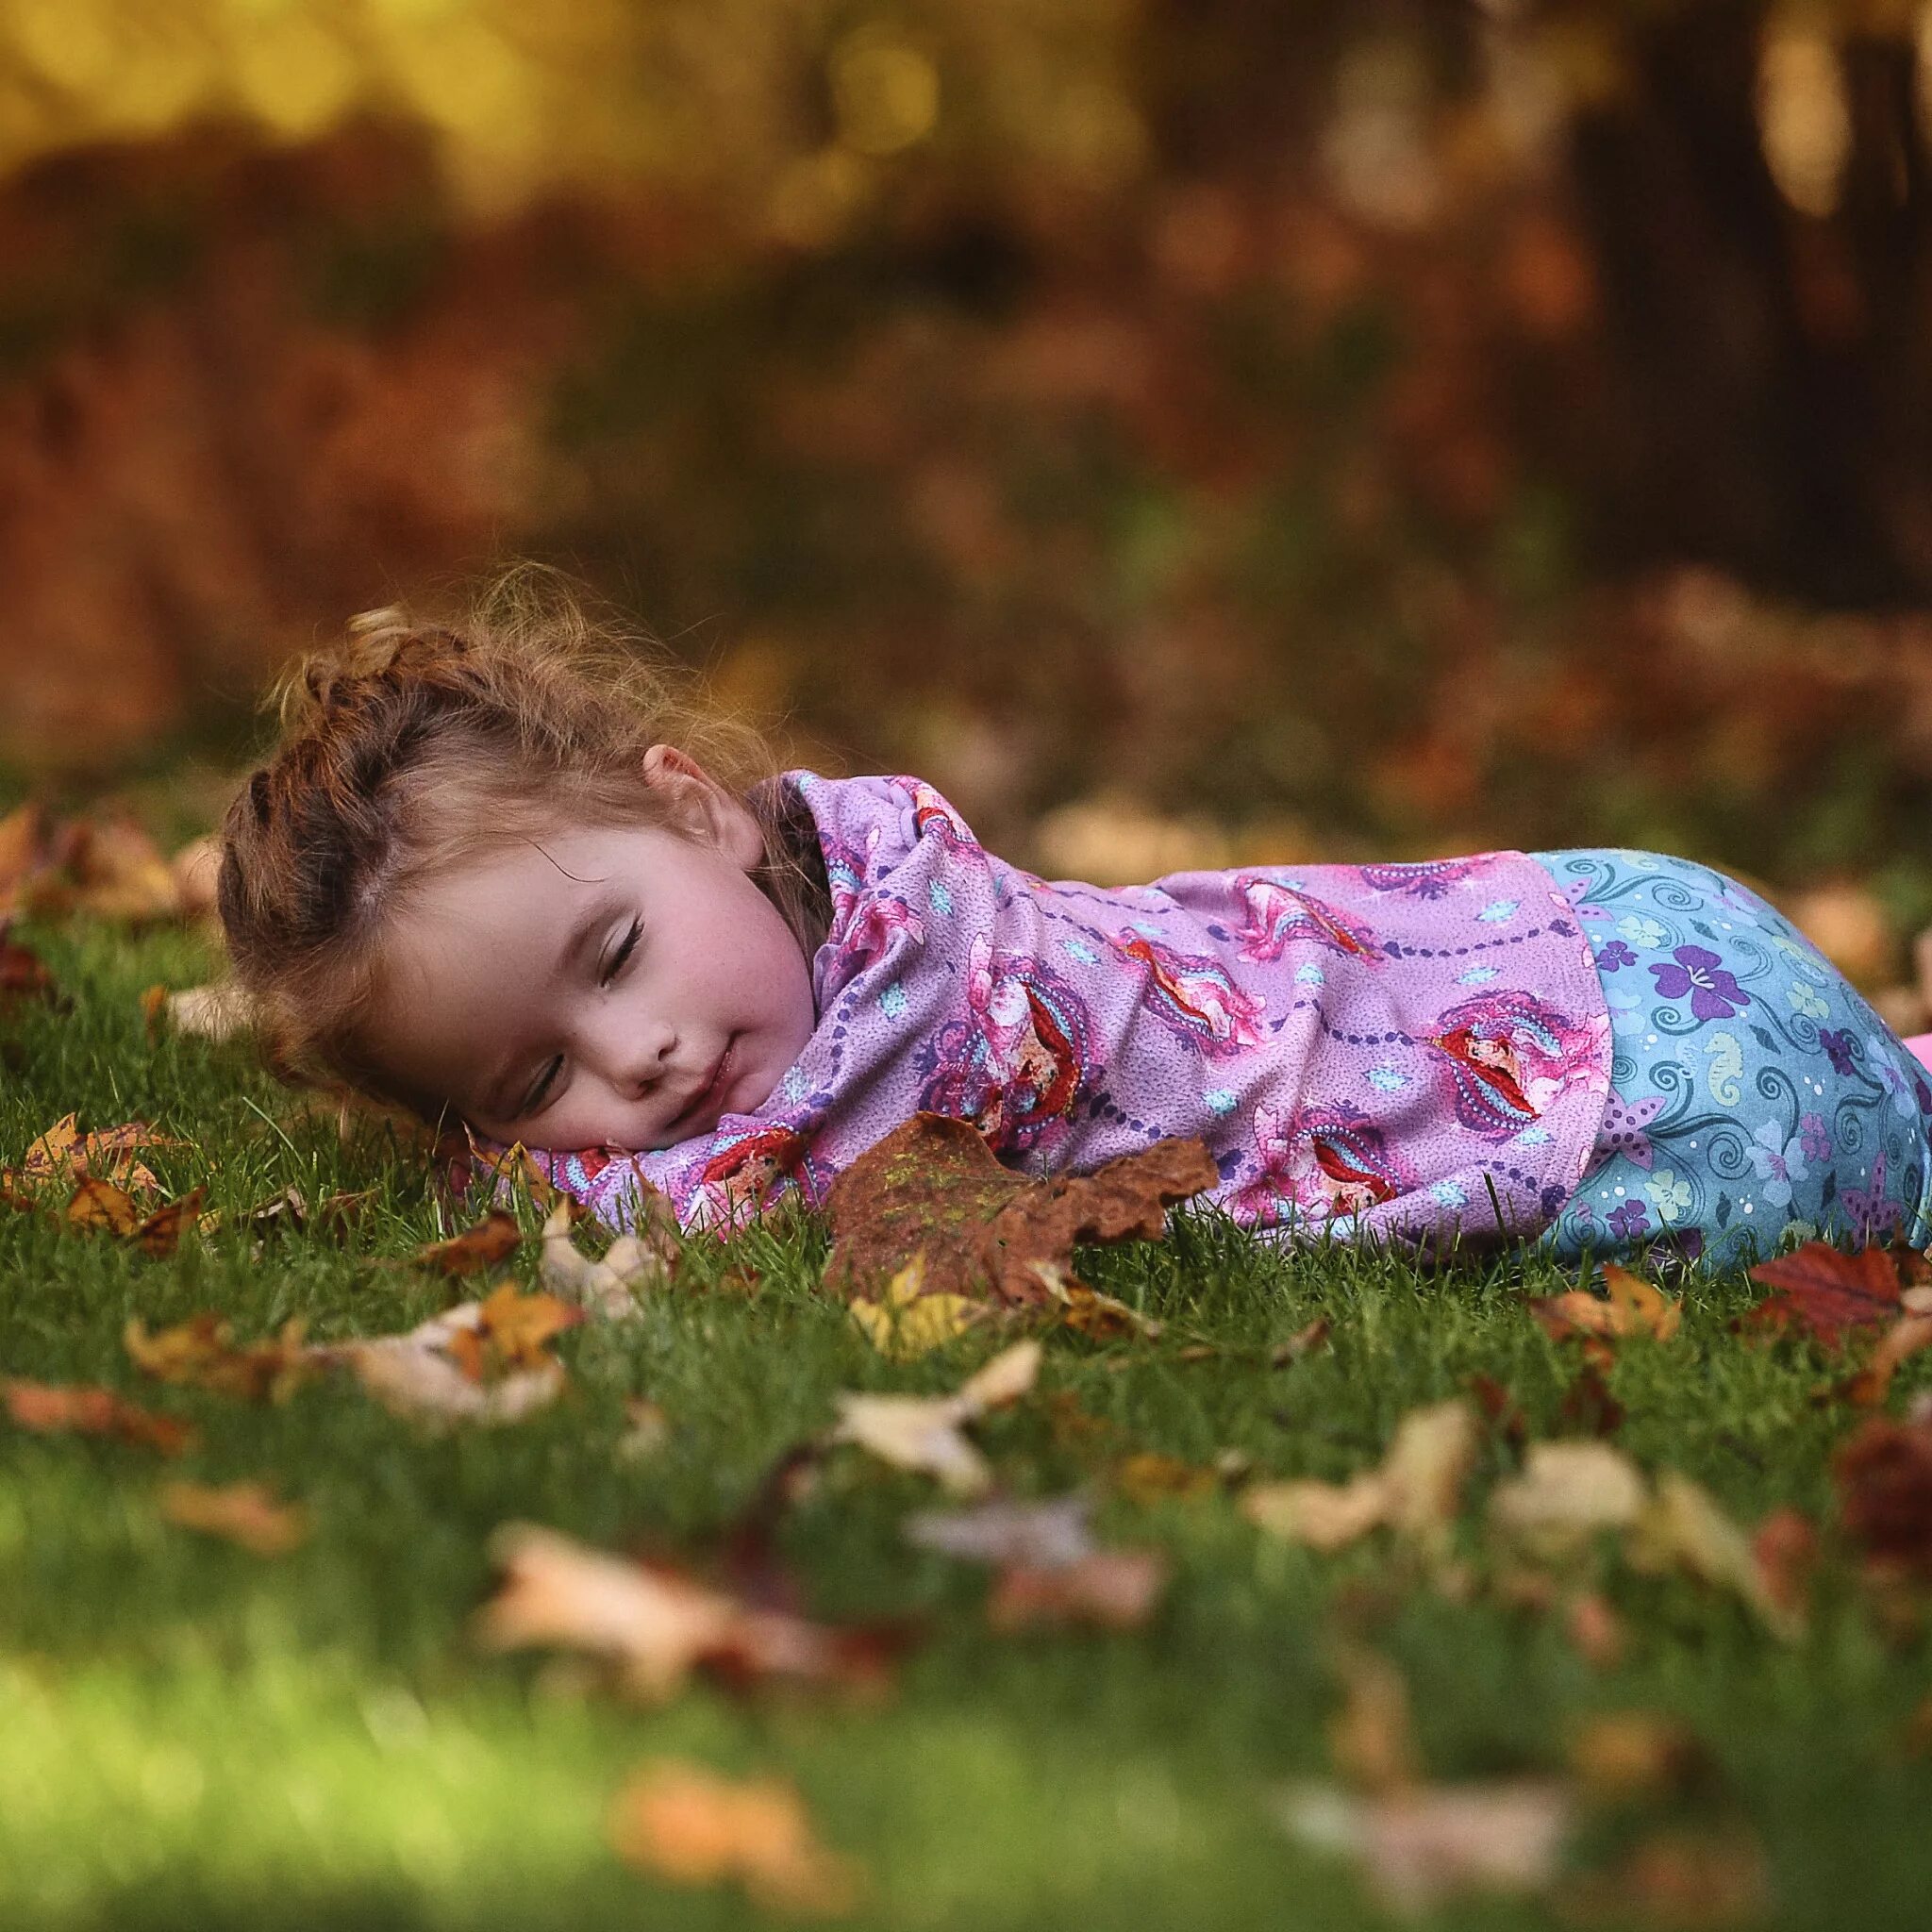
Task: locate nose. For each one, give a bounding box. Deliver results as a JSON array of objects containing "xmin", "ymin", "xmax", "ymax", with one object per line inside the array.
[{"xmin": 582, "ymin": 1012, "xmax": 676, "ymax": 1096}]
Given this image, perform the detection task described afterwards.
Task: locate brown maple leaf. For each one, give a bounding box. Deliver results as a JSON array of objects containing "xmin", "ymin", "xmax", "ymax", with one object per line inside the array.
[
  {"xmin": 1746, "ymin": 1241, "xmax": 1908, "ymax": 1346},
  {"xmin": 125, "ymin": 1313, "xmax": 313, "ymax": 1402},
  {"xmin": 1529, "ymin": 1264, "xmax": 1680, "ymax": 1344},
  {"xmin": 822, "ymin": 1112, "xmax": 1218, "ymax": 1307},
  {"xmin": 159, "ymin": 1479, "xmax": 309, "ymax": 1556}
]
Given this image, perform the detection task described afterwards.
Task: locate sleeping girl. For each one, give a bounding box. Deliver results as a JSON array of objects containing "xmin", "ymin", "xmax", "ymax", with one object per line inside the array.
[{"xmin": 217, "ymin": 580, "xmax": 1932, "ymax": 1270}]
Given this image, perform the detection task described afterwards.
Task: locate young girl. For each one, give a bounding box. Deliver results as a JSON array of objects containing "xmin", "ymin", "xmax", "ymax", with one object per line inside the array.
[{"xmin": 218, "ymin": 584, "xmax": 1932, "ymax": 1272}]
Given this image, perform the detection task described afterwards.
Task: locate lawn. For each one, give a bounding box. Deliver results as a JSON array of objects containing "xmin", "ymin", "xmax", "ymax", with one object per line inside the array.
[{"xmin": 3, "ymin": 909, "xmax": 1930, "ymax": 1932}]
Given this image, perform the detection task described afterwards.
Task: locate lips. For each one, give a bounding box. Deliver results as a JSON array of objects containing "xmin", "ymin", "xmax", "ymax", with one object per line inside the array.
[{"xmin": 669, "ymin": 1038, "xmax": 735, "ymax": 1135}]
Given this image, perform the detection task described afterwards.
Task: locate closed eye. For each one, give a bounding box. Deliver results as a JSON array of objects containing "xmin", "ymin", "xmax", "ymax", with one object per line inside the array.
[
  {"xmin": 601, "ymin": 917, "xmax": 642, "ymax": 988},
  {"xmin": 520, "ymin": 1055, "xmax": 563, "ymax": 1115}
]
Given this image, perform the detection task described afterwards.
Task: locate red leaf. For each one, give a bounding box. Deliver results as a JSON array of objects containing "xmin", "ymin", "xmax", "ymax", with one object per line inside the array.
[{"xmin": 1747, "ymin": 1241, "xmax": 1906, "ymax": 1346}]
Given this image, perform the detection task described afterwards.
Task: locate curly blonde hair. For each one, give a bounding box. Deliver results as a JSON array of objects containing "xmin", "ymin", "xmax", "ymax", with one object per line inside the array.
[{"xmin": 217, "ymin": 566, "xmax": 830, "ymax": 1104}]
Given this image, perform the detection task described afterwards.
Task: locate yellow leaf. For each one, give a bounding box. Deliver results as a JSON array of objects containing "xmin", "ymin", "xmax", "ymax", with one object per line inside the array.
[{"xmin": 848, "ymin": 1255, "xmax": 984, "ymax": 1359}]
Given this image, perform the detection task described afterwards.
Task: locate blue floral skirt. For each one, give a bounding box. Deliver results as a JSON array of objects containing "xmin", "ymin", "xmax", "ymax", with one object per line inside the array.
[{"xmin": 1530, "ymin": 849, "xmax": 1932, "ymax": 1271}]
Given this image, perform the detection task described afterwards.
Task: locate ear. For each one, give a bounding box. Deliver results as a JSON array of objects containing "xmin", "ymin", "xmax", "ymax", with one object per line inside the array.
[{"xmin": 641, "ymin": 743, "xmax": 767, "ymax": 872}]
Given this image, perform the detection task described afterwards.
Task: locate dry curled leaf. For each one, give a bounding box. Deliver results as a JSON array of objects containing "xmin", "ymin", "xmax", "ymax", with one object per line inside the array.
[
  {"xmin": 1632, "ymin": 1473, "xmax": 1805, "ymax": 1641},
  {"xmin": 158, "ymin": 1479, "xmax": 308, "ymax": 1555},
  {"xmin": 608, "ymin": 1760, "xmax": 864, "ymax": 1917},
  {"xmin": 831, "ymin": 1340, "xmax": 1041, "ymax": 1495},
  {"xmin": 1489, "ymin": 1441, "xmax": 1648, "ymax": 1556},
  {"xmin": 1271, "ymin": 1316, "xmax": 1332, "ymax": 1368},
  {"xmin": 325, "ymin": 1296, "xmax": 572, "ymax": 1427},
  {"xmin": 848, "ymin": 1254, "xmax": 985, "ymax": 1359},
  {"xmin": 904, "ymin": 1493, "xmax": 1094, "ymax": 1570},
  {"xmin": 823, "ymin": 1111, "xmax": 1217, "ymax": 1306},
  {"xmin": 1242, "ymin": 1400, "xmax": 1478, "ymax": 1563},
  {"xmin": 159, "ymin": 982, "xmax": 258, "ymax": 1044},
  {"xmin": 125, "ymin": 1313, "xmax": 312, "ymax": 1403},
  {"xmin": 476, "ymin": 1523, "xmax": 880, "ymax": 1701},
  {"xmin": 1530, "ymin": 1263, "xmax": 1680, "ymax": 1344},
  {"xmin": 539, "ymin": 1200, "xmax": 673, "ymax": 1318},
  {"xmin": 1, "ymin": 1376, "xmax": 193, "ymax": 1455},
  {"xmin": 409, "ymin": 1209, "xmax": 522, "ymax": 1277}
]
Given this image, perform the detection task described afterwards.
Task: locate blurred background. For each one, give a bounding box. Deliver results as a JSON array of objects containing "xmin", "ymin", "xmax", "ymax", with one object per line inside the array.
[{"xmin": 6, "ymin": 0, "xmax": 1932, "ymax": 1011}]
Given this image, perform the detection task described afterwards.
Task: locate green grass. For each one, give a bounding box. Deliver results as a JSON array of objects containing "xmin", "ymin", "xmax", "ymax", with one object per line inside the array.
[{"xmin": 4, "ymin": 913, "xmax": 1931, "ymax": 1932}]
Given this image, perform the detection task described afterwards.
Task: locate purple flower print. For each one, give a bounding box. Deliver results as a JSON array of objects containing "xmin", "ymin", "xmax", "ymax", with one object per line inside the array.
[
  {"xmin": 1746, "ymin": 1119, "xmax": 1808, "ymax": 1208},
  {"xmin": 1607, "ymin": 1198, "xmax": 1650, "ymax": 1240},
  {"xmin": 1647, "ymin": 944, "xmax": 1751, "ymax": 1023},
  {"xmin": 1818, "ymin": 1027, "xmax": 1858, "ymax": 1076},
  {"xmin": 1595, "ymin": 940, "xmax": 1637, "ymax": 972},
  {"xmin": 1797, "ymin": 1110, "xmax": 1832, "ymax": 1163}
]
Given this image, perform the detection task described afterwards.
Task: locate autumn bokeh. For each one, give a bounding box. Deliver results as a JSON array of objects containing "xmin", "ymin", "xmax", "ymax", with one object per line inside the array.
[{"xmin": 8, "ymin": 1, "xmax": 1932, "ymax": 997}]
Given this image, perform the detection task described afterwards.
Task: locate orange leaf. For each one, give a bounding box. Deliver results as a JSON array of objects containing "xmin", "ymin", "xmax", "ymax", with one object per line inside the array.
[
  {"xmin": 66, "ymin": 1175, "xmax": 140, "ymax": 1236},
  {"xmin": 159, "ymin": 1479, "xmax": 309, "ymax": 1555},
  {"xmin": 1529, "ymin": 1264, "xmax": 1680, "ymax": 1343},
  {"xmin": 1, "ymin": 1376, "xmax": 193, "ymax": 1455},
  {"xmin": 607, "ymin": 1760, "xmax": 864, "ymax": 1916},
  {"xmin": 411, "ymin": 1209, "xmax": 521, "ymax": 1276},
  {"xmin": 125, "ymin": 1314, "xmax": 312, "ymax": 1402}
]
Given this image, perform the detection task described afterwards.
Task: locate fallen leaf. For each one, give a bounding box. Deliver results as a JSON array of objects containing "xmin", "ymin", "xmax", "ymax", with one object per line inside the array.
[
  {"xmin": 1555, "ymin": 1360, "xmax": 1625, "ymax": 1438},
  {"xmin": 313, "ymin": 1188, "xmax": 373, "ymax": 1239},
  {"xmin": 1328, "ymin": 1647, "xmax": 1421, "ymax": 1794},
  {"xmin": 66, "ymin": 1175, "xmax": 140, "ymax": 1237},
  {"xmin": 325, "ymin": 1298, "xmax": 568, "ymax": 1426},
  {"xmin": 617, "ymin": 1398, "xmax": 672, "ymax": 1462},
  {"xmin": 1029, "ymin": 1259, "xmax": 1164, "ymax": 1341},
  {"xmin": 1271, "ymin": 1316, "xmax": 1333, "ymax": 1368},
  {"xmin": 410, "ymin": 1209, "xmax": 522, "ymax": 1276},
  {"xmin": 1631, "ymin": 1472, "xmax": 1804, "ymax": 1641},
  {"xmin": 1564, "ymin": 1828, "xmax": 1770, "ymax": 1928},
  {"xmin": 1834, "ymin": 1414, "xmax": 1932, "ymax": 1579},
  {"xmin": 1489, "ymin": 1441, "xmax": 1648, "ymax": 1556},
  {"xmin": 1530, "ymin": 1264, "xmax": 1681, "ymax": 1344},
  {"xmin": 158, "ymin": 1479, "xmax": 308, "ymax": 1555},
  {"xmin": 985, "ymin": 1548, "xmax": 1167, "ymax": 1631},
  {"xmin": 1568, "ymin": 1713, "xmax": 1710, "ymax": 1799},
  {"xmin": 1565, "ymin": 1592, "xmax": 1625, "ymax": 1669},
  {"xmin": 477, "ymin": 1523, "xmax": 882, "ymax": 1702},
  {"xmin": 1468, "ymin": 1373, "xmax": 1527, "ymax": 1448},
  {"xmin": 822, "ymin": 1111, "xmax": 1218, "ymax": 1306},
  {"xmin": 235, "ymin": 1186, "xmax": 308, "ymax": 1242},
  {"xmin": 1828, "ymin": 1313, "xmax": 1932, "ymax": 1407},
  {"xmin": 1242, "ymin": 1400, "xmax": 1479, "ymax": 1562},
  {"xmin": 1, "ymin": 1376, "xmax": 192, "ymax": 1454},
  {"xmin": 1276, "ymin": 1780, "xmax": 1572, "ymax": 1913},
  {"xmin": 5, "ymin": 1112, "xmax": 178, "ymax": 1203},
  {"xmin": 443, "ymin": 1282, "xmax": 587, "ymax": 1382},
  {"xmin": 128, "ymin": 1185, "xmax": 207, "ymax": 1257},
  {"xmin": 539, "ymin": 1199, "xmax": 673, "ymax": 1318},
  {"xmin": 1745, "ymin": 1240, "xmax": 1907, "ymax": 1344},
  {"xmin": 831, "ymin": 1339, "xmax": 1041, "ymax": 1495},
  {"xmin": 125, "ymin": 1313, "xmax": 312, "ymax": 1402},
  {"xmin": 607, "ymin": 1760, "xmax": 864, "ymax": 1916},
  {"xmin": 0, "ymin": 933, "xmax": 58, "ymax": 1009},
  {"xmin": 1113, "ymin": 1451, "xmax": 1219, "ymax": 1506},
  {"xmin": 904, "ymin": 1493, "xmax": 1094, "ymax": 1569},
  {"xmin": 1750, "ymin": 1507, "xmax": 1817, "ymax": 1629},
  {"xmin": 849, "ymin": 1254, "xmax": 986, "ymax": 1359}
]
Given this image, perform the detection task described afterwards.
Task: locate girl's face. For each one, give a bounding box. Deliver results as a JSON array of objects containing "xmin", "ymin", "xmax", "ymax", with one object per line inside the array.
[{"xmin": 361, "ymin": 747, "xmax": 819, "ymax": 1152}]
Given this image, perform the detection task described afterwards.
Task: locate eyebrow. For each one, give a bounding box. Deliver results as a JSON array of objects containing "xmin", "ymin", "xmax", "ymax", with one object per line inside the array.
[{"xmin": 479, "ymin": 896, "xmax": 617, "ymax": 1117}]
